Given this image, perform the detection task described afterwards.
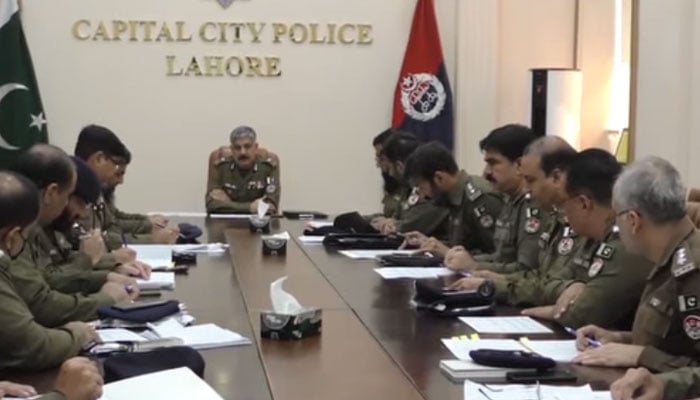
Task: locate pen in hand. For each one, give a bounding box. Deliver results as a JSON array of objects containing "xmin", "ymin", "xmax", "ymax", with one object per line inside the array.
[{"xmin": 564, "ymin": 326, "xmax": 602, "ymax": 348}]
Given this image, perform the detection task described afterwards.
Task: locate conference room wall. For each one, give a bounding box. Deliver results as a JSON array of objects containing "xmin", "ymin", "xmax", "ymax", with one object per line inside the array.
[
  {"xmin": 633, "ymin": 0, "xmax": 700, "ymax": 187},
  {"xmin": 22, "ymin": 0, "xmax": 586, "ymax": 214}
]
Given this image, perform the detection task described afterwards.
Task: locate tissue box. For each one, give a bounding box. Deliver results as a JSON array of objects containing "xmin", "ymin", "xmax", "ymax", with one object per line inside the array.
[
  {"xmin": 260, "ymin": 308, "xmax": 322, "ymax": 340},
  {"xmin": 249, "ymin": 216, "xmax": 271, "ymax": 233},
  {"xmin": 262, "ymin": 238, "xmax": 287, "ymax": 256}
]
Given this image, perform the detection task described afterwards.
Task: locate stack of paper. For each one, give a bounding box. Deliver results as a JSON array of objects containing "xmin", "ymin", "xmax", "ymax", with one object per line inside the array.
[
  {"xmin": 98, "ymin": 328, "xmax": 148, "ymax": 343},
  {"xmin": 374, "ymin": 267, "xmax": 455, "ymax": 279},
  {"xmin": 465, "ymin": 381, "xmax": 595, "ymax": 400},
  {"xmin": 298, "ymin": 235, "xmax": 326, "ymax": 244},
  {"xmin": 441, "ymin": 338, "xmax": 579, "ymax": 363},
  {"xmin": 148, "ymin": 318, "xmax": 251, "ymax": 350},
  {"xmin": 459, "ymin": 316, "xmax": 552, "ymax": 334},
  {"xmin": 338, "ymin": 249, "xmax": 416, "ymax": 260},
  {"xmin": 101, "ymin": 367, "xmax": 224, "ymax": 400},
  {"xmin": 135, "ymin": 272, "xmax": 175, "ymax": 290},
  {"xmin": 128, "ymin": 245, "xmax": 172, "ymax": 268}
]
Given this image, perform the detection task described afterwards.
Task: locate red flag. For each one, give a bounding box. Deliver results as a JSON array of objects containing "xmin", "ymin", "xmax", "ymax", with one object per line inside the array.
[{"xmin": 392, "ymin": 0, "xmax": 454, "ymax": 150}]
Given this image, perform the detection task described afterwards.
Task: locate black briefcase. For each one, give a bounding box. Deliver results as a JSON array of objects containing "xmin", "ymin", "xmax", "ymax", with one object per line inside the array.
[{"xmin": 413, "ymin": 279, "xmax": 495, "ymax": 316}]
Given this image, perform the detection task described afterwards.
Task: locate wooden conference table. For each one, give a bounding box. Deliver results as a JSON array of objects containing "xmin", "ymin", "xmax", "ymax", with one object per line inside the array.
[{"xmin": 9, "ymin": 216, "xmax": 625, "ymax": 399}]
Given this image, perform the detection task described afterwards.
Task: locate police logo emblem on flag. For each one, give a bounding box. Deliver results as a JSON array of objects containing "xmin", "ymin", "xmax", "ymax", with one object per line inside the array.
[{"xmin": 399, "ymin": 73, "xmax": 446, "ymax": 122}]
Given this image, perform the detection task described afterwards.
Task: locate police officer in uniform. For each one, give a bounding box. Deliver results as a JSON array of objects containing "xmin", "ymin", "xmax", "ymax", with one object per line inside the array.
[
  {"xmin": 518, "ymin": 149, "xmax": 652, "ymax": 329},
  {"xmin": 206, "ymin": 126, "xmax": 281, "ymax": 214},
  {"xmin": 370, "ymin": 131, "xmax": 450, "ymax": 238},
  {"xmin": 371, "ymin": 128, "xmax": 404, "ymax": 218},
  {"xmin": 40, "ymin": 157, "xmax": 147, "ymax": 295},
  {"xmin": 448, "ymin": 136, "xmax": 585, "ymax": 305},
  {"xmin": 0, "ymin": 172, "xmax": 105, "ymax": 398},
  {"xmin": 444, "ymin": 125, "xmax": 547, "ymax": 274},
  {"xmin": 74, "ymin": 125, "xmax": 178, "ymax": 250},
  {"xmin": 573, "ymin": 156, "xmax": 700, "ymax": 373},
  {"xmin": 402, "ymin": 142, "xmax": 503, "ymax": 257},
  {"xmin": 10, "ymin": 145, "xmax": 133, "ymax": 329}
]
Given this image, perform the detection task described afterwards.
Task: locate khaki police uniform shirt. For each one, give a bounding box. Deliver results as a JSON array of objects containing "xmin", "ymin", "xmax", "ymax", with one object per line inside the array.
[
  {"xmin": 660, "ymin": 367, "xmax": 700, "ymax": 400},
  {"xmin": 543, "ymin": 223, "xmax": 653, "ymax": 330},
  {"xmin": 633, "ymin": 218, "xmax": 700, "ymax": 373},
  {"xmin": 393, "ymin": 186, "xmax": 450, "ymax": 239},
  {"xmin": 35, "ymin": 227, "xmax": 113, "ymax": 295},
  {"xmin": 382, "ymin": 189, "xmax": 405, "ymax": 219},
  {"xmin": 9, "ymin": 225, "xmax": 114, "ymax": 328},
  {"xmin": 494, "ymin": 212, "xmax": 585, "ymax": 306},
  {"xmin": 206, "ymin": 154, "xmax": 281, "ymax": 213},
  {"xmin": 0, "ymin": 253, "xmax": 84, "ymax": 371},
  {"xmin": 473, "ymin": 191, "xmax": 546, "ymax": 274},
  {"xmin": 78, "ymin": 197, "xmax": 153, "ymax": 251},
  {"xmin": 442, "ymin": 171, "xmax": 504, "ymax": 254}
]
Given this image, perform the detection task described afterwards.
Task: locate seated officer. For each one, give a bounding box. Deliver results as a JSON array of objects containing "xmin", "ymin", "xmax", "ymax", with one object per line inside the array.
[
  {"xmin": 371, "ymin": 132, "xmax": 450, "ymax": 238},
  {"xmin": 206, "ymin": 126, "xmax": 281, "ymax": 214},
  {"xmin": 207, "ymin": 144, "xmax": 280, "ymax": 203},
  {"xmin": 40, "ymin": 157, "xmax": 147, "ymax": 295},
  {"xmin": 517, "ymin": 149, "xmax": 652, "ymax": 329},
  {"xmin": 449, "ymin": 137, "xmax": 585, "ymax": 306},
  {"xmin": 74, "ymin": 125, "xmax": 178, "ymax": 249},
  {"xmin": 0, "ymin": 171, "xmax": 97, "ymax": 371},
  {"xmin": 401, "ymin": 141, "xmax": 503, "ymax": 257},
  {"xmin": 372, "ymin": 128, "xmax": 404, "ymax": 218},
  {"xmin": 573, "ymin": 156, "xmax": 700, "ymax": 372},
  {"xmin": 441, "ymin": 124, "xmax": 546, "ymax": 274},
  {"xmin": 11, "ymin": 145, "xmax": 134, "ymax": 328}
]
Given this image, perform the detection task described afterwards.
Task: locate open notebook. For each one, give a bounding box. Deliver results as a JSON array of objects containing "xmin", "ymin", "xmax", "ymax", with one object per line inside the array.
[{"xmin": 97, "ymin": 319, "xmax": 251, "ymax": 350}]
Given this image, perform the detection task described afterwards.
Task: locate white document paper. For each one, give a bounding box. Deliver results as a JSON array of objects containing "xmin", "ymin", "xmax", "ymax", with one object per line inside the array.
[
  {"xmin": 149, "ymin": 318, "xmax": 251, "ymax": 350},
  {"xmin": 136, "ymin": 272, "xmax": 175, "ymax": 290},
  {"xmin": 298, "ymin": 235, "xmax": 325, "ymax": 244},
  {"xmin": 459, "ymin": 316, "xmax": 552, "ymax": 334},
  {"xmin": 128, "ymin": 245, "xmax": 172, "ymax": 268},
  {"xmin": 591, "ymin": 391, "xmax": 612, "ymax": 400},
  {"xmin": 465, "ymin": 381, "xmax": 594, "ymax": 400},
  {"xmin": 375, "ymin": 267, "xmax": 455, "ymax": 279},
  {"xmin": 443, "ymin": 338, "xmax": 579, "ymax": 363},
  {"xmin": 101, "ymin": 367, "xmax": 224, "ymax": 400},
  {"xmin": 521, "ymin": 339, "xmax": 579, "ymax": 362},
  {"xmin": 306, "ymin": 221, "xmax": 333, "ymax": 229},
  {"xmin": 130, "ymin": 243, "xmax": 229, "ymax": 255},
  {"xmin": 338, "ymin": 249, "xmax": 416, "ymax": 260},
  {"xmin": 442, "ymin": 339, "xmax": 525, "ymax": 362},
  {"xmin": 98, "ymin": 328, "xmax": 147, "ymax": 343},
  {"xmin": 209, "ymin": 213, "xmax": 256, "ymax": 219}
]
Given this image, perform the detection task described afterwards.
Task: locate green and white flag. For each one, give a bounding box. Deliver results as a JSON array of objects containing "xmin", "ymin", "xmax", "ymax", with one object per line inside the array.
[{"xmin": 0, "ymin": 0, "xmax": 48, "ymax": 168}]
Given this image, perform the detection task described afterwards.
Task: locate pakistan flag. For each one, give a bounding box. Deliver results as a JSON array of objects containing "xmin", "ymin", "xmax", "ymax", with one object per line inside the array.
[{"xmin": 0, "ymin": 1, "xmax": 48, "ymax": 168}]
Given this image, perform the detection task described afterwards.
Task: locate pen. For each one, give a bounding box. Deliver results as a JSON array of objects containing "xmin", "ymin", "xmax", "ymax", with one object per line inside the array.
[
  {"xmin": 536, "ymin": 380, "xmax": 541, "ymax": 400},
  {"xmin": 564, "ymin": 326, "xmax": 602, "ymax": 347},
  {"xmin": 121, "ymin": 232, "xmax": 127, "ymax": 248}
]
